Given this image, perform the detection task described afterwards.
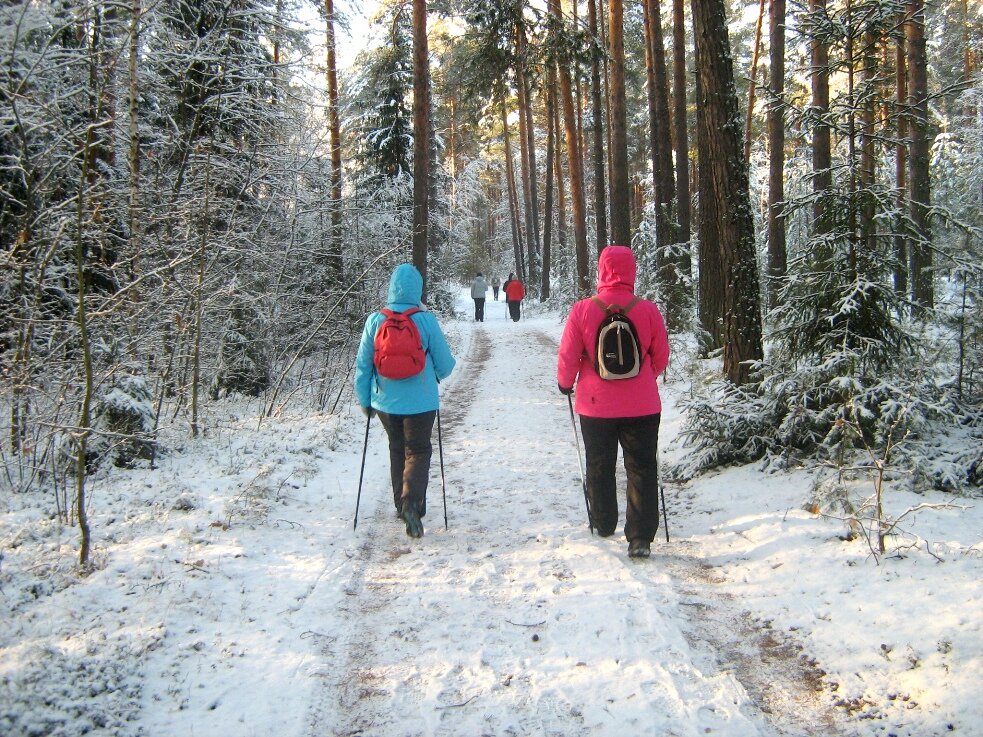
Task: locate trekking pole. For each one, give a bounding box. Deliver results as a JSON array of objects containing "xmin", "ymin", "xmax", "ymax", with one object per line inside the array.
[
  {"xmin": 567, "ymin": 394, "xmax": 594, "ymax": 535},
  {"xmin": 353, "ymin": 411, "xmax": 372, "ymax": 530},
  {"xmin": 658, "ymin": 453, "xmax": 670, "ymax": 543},
  {"xmin": 436, "ymin": 409, "xmax": 448, "ymax": 530}
]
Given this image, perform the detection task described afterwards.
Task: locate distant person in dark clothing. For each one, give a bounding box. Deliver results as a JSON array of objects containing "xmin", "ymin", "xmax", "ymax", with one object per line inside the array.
[
  {"xmin": 470, "ymin": 273, "xmax": 488, "ymax": 322},
  {"xmin": 491, "ymin": 276, "xmax": 501, "ymax": 301},
  {"xmin": 503, "ymin": 273, "xmax": 525, "ymax": 322}
]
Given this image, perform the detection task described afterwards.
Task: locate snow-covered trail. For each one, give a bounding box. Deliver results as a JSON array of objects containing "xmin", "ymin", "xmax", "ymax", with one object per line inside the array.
[{"xmin": 305, "ymin": 300, "xmax": 779, "ymax": 737}]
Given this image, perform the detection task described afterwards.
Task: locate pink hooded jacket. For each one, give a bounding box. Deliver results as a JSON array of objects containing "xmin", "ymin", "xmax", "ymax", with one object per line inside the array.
[{"xmin": 557, "ymin": 246, "xmax": 670, "ymax": 418}]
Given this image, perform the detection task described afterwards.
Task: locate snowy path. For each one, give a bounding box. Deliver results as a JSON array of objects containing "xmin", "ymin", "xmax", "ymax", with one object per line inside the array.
[{"xmin": 304, "ymin": 301, "xmax": 793, "ymax": 737}]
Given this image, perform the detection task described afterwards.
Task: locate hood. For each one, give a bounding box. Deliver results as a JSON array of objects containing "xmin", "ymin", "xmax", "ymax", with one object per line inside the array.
[
  {"xmin": 596, "ymin": 245, "xmax": 636, "ymax": 292},
  {"xmin": 387, "ymin": 263, "xmax": 424, "ymax": 307}
]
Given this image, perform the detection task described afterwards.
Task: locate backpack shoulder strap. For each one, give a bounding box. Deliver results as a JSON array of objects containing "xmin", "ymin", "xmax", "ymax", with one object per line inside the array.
[
  {"xmin": 590, "ymin": 297, "xmax": 611, "ymax": 314},
  {"xmin": 591, "ymin": 296, "xmax": 641, "ymax": 315}
]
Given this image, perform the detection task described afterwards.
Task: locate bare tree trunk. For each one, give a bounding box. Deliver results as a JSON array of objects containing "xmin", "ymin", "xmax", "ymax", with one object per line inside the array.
[
  {"xmin": 671, "ymin": 0, "xmax": 692, "ymax": 264},
  {"xmin": 906, "ymin": 0, "xmax": 933, "ymax": 313},
  {"xmin": 894, "ymin": 27, "xmax": 908, "ymax": 297},
  {"xmin": 553, "ymin": 80, "xmax": 569, "ymax": 265},
  {"xmin": 127, "ymin": 0, "xmax": 141, "ymax": 287},
  {"xmin": 560, "ymin": 68, "xmax": 591, "ymax": 293},
  {"xmin": 412, "ymin": 0, "xmax": 430, "ymax": 294},
  {"xmin": 810, "ymin": 0, "xmax": 832, "ymax": 229},
  {"xmin": 859, "ymin": 30, "xmax": 876, "ymax": 255},
  {"xmin": 587, "ymin": 0, "xmax": 608, "ymax": 251},
  {"xmin": 644, "ymin": 0, "xmax": 683, "ymax": 331},
  {"xmin": 607, "ymin": 0, "xmax": 630, "ymax": 247},
  {"xmin": 744, "ymin": 0, "xmax": 766, "ymax": 163},
  {"xmin": 325, "ymin": 0, "xmax": 343, "ymax": 281},
  {"xmin": 692, "ymin": 0, "xmax": 764, "ymax": 383},
  {"xmin": 766, "ymin": 0, "xmax": 787, "ymax": 309},
  {"xmin": 502, "ymin": 98, "xmax": 526, "ymax": 279},
  {"xmin": 542, "ymin": 77, "xmax": 556, "ymax": 299},
  {"xmin": 516, "ymin": 29, "xmax": 540, "ymax": 291}
]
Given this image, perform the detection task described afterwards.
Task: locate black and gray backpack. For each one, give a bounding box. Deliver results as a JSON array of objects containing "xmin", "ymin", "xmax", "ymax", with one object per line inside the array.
[{"xmin": 591, "ymin": 297, "xmax": 642, "ymax": 380}]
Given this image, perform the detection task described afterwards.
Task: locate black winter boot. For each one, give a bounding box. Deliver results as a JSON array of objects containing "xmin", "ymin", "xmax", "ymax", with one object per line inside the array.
[{"xmin": 400, "ymin": 500, "xmax": 424, "ymax": 538}]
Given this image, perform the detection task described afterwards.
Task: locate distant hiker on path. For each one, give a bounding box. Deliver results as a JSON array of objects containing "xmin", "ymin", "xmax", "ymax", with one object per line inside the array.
[
  {"xmin": 470, "ymin": 272, "xmax": 488, "ymax": 322},
  {"xmin": 491, "ymin": 276, "xmax": 501, "ymax": 301},
  {"xmin": 556, "ymin": 246, "xmax": 670, "ymax": 558},
  {"xmin": 355, "ymin": 264, "xmax": 456, "ymax": 538},
  {"xmin": 503, "ymin": 273, "xmax": 525, "ymax": 322}
]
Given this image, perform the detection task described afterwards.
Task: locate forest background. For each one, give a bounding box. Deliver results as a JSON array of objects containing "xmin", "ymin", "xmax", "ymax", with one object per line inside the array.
[{"xmin": 0, "ymin": 0, "xmax": 980, "ymax": 571}]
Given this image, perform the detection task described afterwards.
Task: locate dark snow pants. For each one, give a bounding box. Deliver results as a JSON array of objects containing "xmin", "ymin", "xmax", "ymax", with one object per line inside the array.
[
  {"xmin": 579, "ymin": 413, "xmax": 661, "ymax": 542},
  {"xmin": 378, "ymin": 410, "xmax": 436, "ymax": 517},
  {"xmin": 507, "ymin": 300, "xmax": 521, "ymax": 321},
  {"xmin": 473, "ymin": 298, "xmax": 485, "ymax": 322}
]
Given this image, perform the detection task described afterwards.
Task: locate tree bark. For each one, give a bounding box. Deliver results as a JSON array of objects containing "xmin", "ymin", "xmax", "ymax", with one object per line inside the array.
[
  {"xmin": 894, "ymin": 27, "xmax": 909, "ymax": 297},
  {"xmin": 766, "ymin": 0, "xmax": 787, "ymax": 309},
  {"xmin": 515, "ymin": 25, "xmax": 540, "ymax": 292},
  {"xmin": 412, "ymin": 0, "xmax": 430, "ymax": 295},
  {"xmin": 906, "ymin": 0, "xmax": 933, "ymax": 313},
  {"xmin": 744, "ymin": 0, "xmax": 766, "ymax": 163},
  {"xmin": 550, "ymin": 0, "xmax": 590, "ymax": 294},
  {"xmin": 587, "ymin": 0, "xmax": 608, "ymax": 252},
  {"xmin": 325, "ymin": 0, "xmax": 344, "ymax": 281},
  {"xmin": 502, "ymin": 97, "xmax": 526, "ymax": 279},
  {"xmin": 542, "ymin": 76, "xmax": 557, "ymax": 300},
  {"xmin": 644, "ymin": 0, "xmax": 683, "ymax": 331},
  {"xmin": 607, "ymin": 0, "xmax": 630, "ymax": 247},
  {"xmin": 671, "ymin": 0, "xmax": 692, "ymax": 262},
  {"xmin": 810, "ymin": 0, "xmax": 832, "ymax": 229},
  {"xmin": 691, "ymin": 0, "xmax": 764, "ymax": 383},
  {"xmin": 128, "ymin": 0, "xmax": 141, "ymax": 287}
]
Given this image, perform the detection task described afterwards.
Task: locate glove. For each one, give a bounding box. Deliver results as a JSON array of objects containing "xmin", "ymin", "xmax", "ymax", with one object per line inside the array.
[
  {"xmin": 558, "ymin": 383, "xmax": 574, "ymax": 396},
  {"xmin": 361, "ymin": 406, "xmax": 375, "ymax": 418}
]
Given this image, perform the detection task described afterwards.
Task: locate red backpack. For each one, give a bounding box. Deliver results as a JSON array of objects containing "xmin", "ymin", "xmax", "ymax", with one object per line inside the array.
[{"xmin": 373, "ymin": 307, "xmax": 426, "ymax": 379}]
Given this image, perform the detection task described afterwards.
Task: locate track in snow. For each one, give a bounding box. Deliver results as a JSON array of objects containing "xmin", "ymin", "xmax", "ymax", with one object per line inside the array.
[{"xmin": 305, "ymin": 304, "xmax": 848, "ymax": 737}]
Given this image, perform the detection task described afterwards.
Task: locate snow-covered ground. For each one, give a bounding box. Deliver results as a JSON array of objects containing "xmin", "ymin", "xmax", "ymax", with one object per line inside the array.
[{"xmin": 2, "ymin": 291, "xmax": 981, "ymax": 737}]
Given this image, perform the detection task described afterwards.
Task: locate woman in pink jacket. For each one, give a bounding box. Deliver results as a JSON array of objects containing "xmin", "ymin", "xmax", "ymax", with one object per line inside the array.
[{"xmin": 556, "ymin": 246, "xmax": 670, "ymax": 558}]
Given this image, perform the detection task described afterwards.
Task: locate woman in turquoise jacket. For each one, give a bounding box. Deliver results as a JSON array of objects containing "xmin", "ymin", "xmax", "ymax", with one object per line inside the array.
[{"xmin": 355, "ymin": 264, "xmax": 456, "ymax": 538}]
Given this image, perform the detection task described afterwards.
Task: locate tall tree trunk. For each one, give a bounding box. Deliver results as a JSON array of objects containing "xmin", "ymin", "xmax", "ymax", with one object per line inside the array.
[
  {"xmin": 692, "ymin": 0, "xmax": 764, "ymax": 383},
  {"xmin": 516, "ymin": 30, "xmax": 540, "ymax": 292},
  {"xmin": 127, "ymin": 0, "xmax": 141, "ymax": 288},
  {"xmin": 906, "ymin": 0, "xmax": 933, "ymax": 313},
  {"xmin": 559, "ymin": 63, "xmax": 591, "ymax": 293},
  {"xmin": 553, "ymin": 78, "xmax": 569, "ymax": 267},
  {"xmin": 502, "ymin": 98, "xmax": 526, "ymax": 279},
  {"xmin": 810, "ymin": 0, "xmax": 832, "ymax": 229},
  {"xmin": 766, "ymin": 0, "xmax": 787, "ymax": 309},
  {"xmin": 412, "ymin": 0, "xmax": 430, "ymax": 294},
  {"xmin": 671, "ymin": 0, "xmax": 692, "ymax": 263},
  {"xmin": 542, "ymin": 77, "xmax": 557, "ymax": 299},
  {"xmin": 744, "ymin": 0, "xmax": 766, "ymax": 163},
  {"xmin": 551, "ymin": 0, "xmax": 590, "ymax": 293},
  {"xmin": 325, "ymin": 0, "xmax": 343, "ymax": 281},
  {"xmin": 894, "ymin": 27, "xmax": 909, "ymax": 297},
  {"xmin": 587, "ymin": 0, "xmax": 609, "ymax": 251},
  {"xmin": 859, "ymin": 30, "xmax": 876, "ymax": 255},
  {"xmin": 607, "ymin": 0, "xmax": 630, "ymax": 247},
  {"xmin": 644, "ymin": 0, "xmax": 683, "ymax": 331}
]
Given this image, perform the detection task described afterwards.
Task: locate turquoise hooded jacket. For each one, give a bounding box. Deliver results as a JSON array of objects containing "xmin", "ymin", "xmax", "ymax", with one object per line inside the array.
[{"xmin": 355, "ymin": 264, "xmax": 456, "ymax": 415}]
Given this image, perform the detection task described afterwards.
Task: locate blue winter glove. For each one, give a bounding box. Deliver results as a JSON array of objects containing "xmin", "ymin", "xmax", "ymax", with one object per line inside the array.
[{"xmin": 558, "ymin": 383, "xmax": 574, "ymax": 396}]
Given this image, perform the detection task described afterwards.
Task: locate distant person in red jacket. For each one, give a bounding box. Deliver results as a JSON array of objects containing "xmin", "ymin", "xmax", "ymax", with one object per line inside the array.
[
  {"xmin": 556, "ymin": 246, "xmax": 670, "ymax": 558},
  {"xmin": 503, "ymin": 273, "xmax": 525, "ymax": 322}
]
